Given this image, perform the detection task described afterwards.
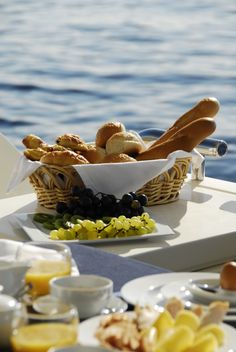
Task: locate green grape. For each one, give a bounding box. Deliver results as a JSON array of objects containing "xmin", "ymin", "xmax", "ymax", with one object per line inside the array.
[
  {"xmin": 113, "ymin": 220, "xmax": 123, "ymax": 230},
  {"xmin": 146, "ymin": 218, "xmax": 156, "ymax": 229},
  {"xmin": 136, "ymin": 227, "xmax": 148, "ymax": 235},
  {"xmin": 56, "ymin": 228, "xmax": 66, "ymax": 240},
  {"xmin": 87, "ymin": 231, "xmax": 98, "ymax": 240},
  {"xmin": 117, "ymin": 215, "xmax": 126, "ymax": 222},
  {"xmin": 140, "ymin": 212, "xmax": 150, "ymax": 221},
  {"xmin": 73, "ymin": 223, "xmax": 82, "ymax": 232},
  {"xmin": 109, "ymin": 217, "xmax": 116, "ymax": 226},
  {"xmin": 123, "ymin": 220, "xmax": 130, "ymax": 231},
  {"xmin": 98, "ymin": 230, "xmax": 108, "ymax": 239},
  {"xmin": 130, "ymin": 217, "xmax": 141, "ymax": 228},
  {"xmin": 77, "ymin": 232, "xmax": 88, "ymax": 240},
  {"xmin": 104, "ymin": 225, "xmax": 117, "ymax": 237},
  {"xmin": 64, "ymin": 229, "xmax": 76, "ymax": 240},
  {"xmin": 50, "ymin": 230, "xmax": 59, "ymax": 240},
  {"xmin": 95, "ymin": 220, "xmax": 105, "ymax": 230},
  {"xmin": 83, "ymin": 220, "xmax": 96, "ymax": 231},
  {"xmin": 126, "ymin": 229, "xmax": 137, "ymax": 236},
  {"xmin": 116, "ymin": 230, "xmax": 126, "ymax": 238}
]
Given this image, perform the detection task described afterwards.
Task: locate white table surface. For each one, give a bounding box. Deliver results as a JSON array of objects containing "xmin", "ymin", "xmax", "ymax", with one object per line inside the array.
[{"xmin": 1, "ymin": 176, "xmax": 236, "ymax": 272}]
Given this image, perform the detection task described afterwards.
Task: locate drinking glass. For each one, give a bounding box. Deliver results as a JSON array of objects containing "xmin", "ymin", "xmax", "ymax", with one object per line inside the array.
[
  {"xmin": 15, "ymin": 241, "xmax": 72, "ymax": 297},
  {"xmin": 11, "ymin": 297, "xmax": 78, "ymax": 352}
]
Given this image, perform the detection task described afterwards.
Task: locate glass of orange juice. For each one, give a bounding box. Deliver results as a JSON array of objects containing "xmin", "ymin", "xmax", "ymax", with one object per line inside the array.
[
  {"xmin": 11, "ymin": 297, "xmax": 78, "ymax": 352},
  {"xmin": 15, "ymin": 242, "xmax": 72, "ymax": 297}
]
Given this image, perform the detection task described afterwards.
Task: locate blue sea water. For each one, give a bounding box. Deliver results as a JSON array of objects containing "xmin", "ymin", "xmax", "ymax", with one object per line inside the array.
[{"xmin": 0, "ymin": 0, "xmax": 236, "ymax": 182}]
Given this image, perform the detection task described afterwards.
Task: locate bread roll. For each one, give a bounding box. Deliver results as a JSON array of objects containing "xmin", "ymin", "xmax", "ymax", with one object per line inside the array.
[
  {"xmin": 22, "ymin": 134, "xmax": 45, "ymax": 149},
  {"xmin": 56, "ymin": 133, "xmax": 88, "ymax": 151},
  {"xmin": 40, "ymin": 150, "xmax": 89, "ymax": 166},
  {"xmin": 106, "ymin": 131, "xmax": 144, "ymax": 156},
  {"xmin": 82, "ymin": 145, "xmax": 106, "ymax": 163},
  {"xmin": 24, "ymin": 148, "xmax": 47, "ymax": 161},
  {"xmin": 151, "ymin": 97, "xmax": 220, "ymax": 147},
  {"xmin": 95, "ymin": 121, "xmax": 126, "ymax": 148},
  {"xmin": 136, "ymin": 117, "xmax": 216, "ymax": 161},
  {"xmin": 100, "ymin": 153, "xmax": 137, "ymax": 163},
  {"xmin": 220, "ymin": 261, "xmax": 236, "ymax": 291}
]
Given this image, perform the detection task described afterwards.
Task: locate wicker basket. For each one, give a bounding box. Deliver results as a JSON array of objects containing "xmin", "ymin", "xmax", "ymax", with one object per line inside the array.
[
  {"xmin": 29, "ymin": 165, "xmax": 85, "ymax": 209},
  {"xmin": 29, "ymin": 157, "xmax": 191, "ymax": 209},
  {"xmin": 136, "ymin": 157, "xmax": 191, "ymax": 205}
]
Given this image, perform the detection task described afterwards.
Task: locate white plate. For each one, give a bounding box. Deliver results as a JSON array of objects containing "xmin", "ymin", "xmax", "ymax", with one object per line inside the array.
[
  {"xmin": 187, "ymin": 278, "xmax": 236, "ymax": 306},
  {"xmin": 14, "ymin": 213, "xmax": 175, "ymax": 244},
  {"xmin": 79, "ymin": 313, "xmax": 236, "ymax": 351},
  {"xmin": 120, "ymin": 272, "xmax": 219, "ymax": 306}
]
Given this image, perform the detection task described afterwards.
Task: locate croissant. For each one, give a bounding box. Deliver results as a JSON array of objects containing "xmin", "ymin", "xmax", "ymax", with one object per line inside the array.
[
  {"xmin": 22, "ymin": 134, "xmax": 45, "ymax": 149},
  {"xmin": 24, "ymin": 148, "xmax": 47, "ymax": 161},
  {"xmin": 40, "ymin": 150, "xmax": 89, "ymax": 166}
]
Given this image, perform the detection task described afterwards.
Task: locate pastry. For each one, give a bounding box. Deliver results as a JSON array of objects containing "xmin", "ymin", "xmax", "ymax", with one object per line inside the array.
[
  {"xmin": 56, "ymin": 133, "xmax": 88, "ymax": 151},
  {"xmin": 40, "ymin": 150, "xmax": 89, "ymax": 166}
]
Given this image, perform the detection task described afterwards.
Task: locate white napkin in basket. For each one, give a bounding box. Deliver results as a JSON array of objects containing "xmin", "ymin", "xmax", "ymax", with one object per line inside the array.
[{"xmin": 7, "ymin": 150, "xmax": 203, "ymax": 198}]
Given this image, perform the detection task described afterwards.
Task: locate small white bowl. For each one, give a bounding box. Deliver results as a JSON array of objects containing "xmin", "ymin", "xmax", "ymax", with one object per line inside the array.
[{"xmin": 50, "ymin": 275, "xmax": 113, "ymax": 319}]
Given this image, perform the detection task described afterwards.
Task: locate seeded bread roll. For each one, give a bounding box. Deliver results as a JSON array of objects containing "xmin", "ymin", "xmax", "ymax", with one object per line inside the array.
[
  {"xmin": 136, "ymin": 117, "xmax": 216, "ymax": 161},
  {"xmin": 22, "ymin": 134, "xmax": 45, "ymax": 149},
  {"xmin": 95, "ymin": 121, "xmax": 126, "ymax": 148},
  {"xmin": 151, "ymin": 97, "xmax": 220, "ymax": 148},
  {"xmin": 56, "ymin": 133, "xmax": 88, "ymax": 151},
  {"xmin": 106, "ymin": 131, "xmax": 144, "ymax": 156},
  {"xmin": 100, "ymin": 153, "xmax": 137, "ymax": 163},
  {"xmin": 40, "ymin": 150, "xmax": 89, "ymax": 166}
]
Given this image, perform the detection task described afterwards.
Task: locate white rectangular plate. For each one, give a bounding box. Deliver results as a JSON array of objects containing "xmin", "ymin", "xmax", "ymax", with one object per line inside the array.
[{"xmin": 15, "ymin": 213, "xmax": 175, "ymax": 244}]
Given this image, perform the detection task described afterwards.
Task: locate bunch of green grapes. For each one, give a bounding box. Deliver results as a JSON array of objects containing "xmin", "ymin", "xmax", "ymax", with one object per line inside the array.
[{"xmin": 49, "ymin": 212, "xmax": 156, "ymax": 241}]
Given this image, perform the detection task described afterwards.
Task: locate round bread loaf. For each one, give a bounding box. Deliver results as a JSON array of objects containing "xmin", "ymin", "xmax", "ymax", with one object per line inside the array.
[
  {"xmin": 40, "ymin": 150, "xmax": 89, "ymax": 166},
  {"xmin": 220, "ymin": 261, "xmax": 236, "ymax": 291},
  {"xmin": 95, "ymin": 121, "xmax": 126, "ymax": 148},
  {"xmin": 100, "ymin": 153, "xmax": 137, "ymax": 163},
  {"xmin": 106, "ymin": 131, "xmax": 144, "ymax": 156}
]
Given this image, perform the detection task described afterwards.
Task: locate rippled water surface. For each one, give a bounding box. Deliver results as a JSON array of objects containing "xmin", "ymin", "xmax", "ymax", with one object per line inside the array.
[{"xmin": 1, "ymin": 0, "xmax": 236, "ymax": 182}]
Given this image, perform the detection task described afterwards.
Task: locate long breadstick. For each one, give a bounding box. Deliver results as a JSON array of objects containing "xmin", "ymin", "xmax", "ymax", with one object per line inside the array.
[
  {"xmin": 136, "ymin": 117, "xmax": 216, "ymax": 161},
  {"xmin": 150, "ymin": 97, "xmax": 220, "ymax": 148}
]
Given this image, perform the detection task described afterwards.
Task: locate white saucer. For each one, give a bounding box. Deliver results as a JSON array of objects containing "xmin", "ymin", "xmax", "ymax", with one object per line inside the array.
[
  {"xmin": 33, "ymin": 294, "xmax": 128, "ymax": 317},
  {"xmin": 187, "ymin": 278, "xmax": 236, "ymax": 306}
]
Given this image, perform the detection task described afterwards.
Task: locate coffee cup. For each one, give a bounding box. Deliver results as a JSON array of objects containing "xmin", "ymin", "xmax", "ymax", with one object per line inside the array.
[{"xmin": 50, "ymin": 275, "xmax": 113, "ymax": 319}]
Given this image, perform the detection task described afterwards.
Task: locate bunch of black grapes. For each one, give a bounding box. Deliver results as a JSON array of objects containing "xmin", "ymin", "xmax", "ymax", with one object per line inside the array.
[{"xmin": 56, "ymin": 186, "xmax": 148, "ymax": 220}]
